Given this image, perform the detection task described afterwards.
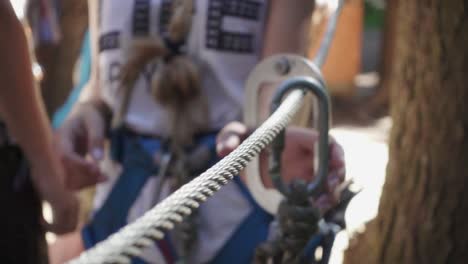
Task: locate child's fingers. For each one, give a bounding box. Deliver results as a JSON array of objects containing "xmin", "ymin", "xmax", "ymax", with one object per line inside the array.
[{"xmin": 216, "ymin": 122, "xmax": 249, "ymax": 157}]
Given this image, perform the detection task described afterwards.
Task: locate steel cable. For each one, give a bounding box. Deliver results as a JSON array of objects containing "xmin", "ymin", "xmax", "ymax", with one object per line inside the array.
[
  {"xmin": 69, "ymin": 90, "xmax": 306, "ymax": 264},
  {"xmin": 312, "ymin": 0, "xmax": 346, "ymax": 68}
]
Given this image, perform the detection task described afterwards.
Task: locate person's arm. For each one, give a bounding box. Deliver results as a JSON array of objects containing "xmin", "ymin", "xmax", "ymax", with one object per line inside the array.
[
  {"xmin": 0, "ymin": 1, "xmax": 60, "ymax": 190},
  {"xmin": 77, "ymin": 0, "xmax": 102, "ymax": 103},
  {"xmin": 258, "ymin": 0, "xmax": 316, "ymax": 123},
  {"xmin": 0, "ymin": 1, "xmax": 78, "ymax": 234},
  {"xmin": 262, "ymin": 0, "xmax": 314, "ymax": 58},
  {"xmin": 55, "ymin": 0, "xmax": 108, "ymax": 190}
]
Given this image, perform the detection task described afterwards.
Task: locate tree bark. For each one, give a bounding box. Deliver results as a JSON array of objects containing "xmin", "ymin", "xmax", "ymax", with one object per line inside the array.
[
  {"xmin": 32, "ymin": 0, "xmax": 88, "ymax": 117},
  {"xmin": 344, "ymin": 0, "xmax": 468, "ymax": 263}
]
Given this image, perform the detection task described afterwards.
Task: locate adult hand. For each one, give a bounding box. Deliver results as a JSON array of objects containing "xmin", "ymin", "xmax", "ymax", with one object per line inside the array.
[
  {"xmin": 56, "ymin": 102, "xmax": 108, "ymax": 190},
  {"xmin": 30, "ymin": 152, "xmax": 79, "ymax": 235}
]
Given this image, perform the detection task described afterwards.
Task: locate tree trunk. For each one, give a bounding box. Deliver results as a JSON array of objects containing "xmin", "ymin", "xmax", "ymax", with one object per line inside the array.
[
  {"xmin": 344, "ymin": 0, "xmax": 468, "ymax": 263},
  {"xmin": 33, "ymin": 0, "xmax": 88, "ymax": 117}
]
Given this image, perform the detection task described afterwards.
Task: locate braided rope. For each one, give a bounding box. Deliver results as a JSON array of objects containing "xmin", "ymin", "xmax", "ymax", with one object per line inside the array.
[{"xmin": 69, "ymin": 89, "xmax": 306, "ymax": 264}]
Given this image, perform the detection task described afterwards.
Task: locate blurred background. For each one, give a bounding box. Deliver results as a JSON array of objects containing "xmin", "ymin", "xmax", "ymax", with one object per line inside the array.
[
  {"xmin": 12, "ymin": 1, "xmax": 391, "ymax": 262},
  {"xmin": 11, "ymin": 0, "xmax": 468, "ymax": 263}
]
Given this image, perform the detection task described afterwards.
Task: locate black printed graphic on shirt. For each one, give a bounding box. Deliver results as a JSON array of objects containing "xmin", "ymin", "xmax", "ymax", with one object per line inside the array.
[
  {"xmin": 132, "ymin": 0, "xmax": 151, "ymax": 36},
  {"xmin": 106, "ymin": 59, "xmax": 158, "ymax": 93},
  {"xmin": 130, "ymin": 0, "xmax": 179, "ymax": 37},
  {"xmin": 206, "ymin": 0, "xmax": 262, "ymax": 53},
  {"xmin": 159, "ymin": 0, "xmax": 172, "ymax": 35},
  {"xmin": 99, "ymin": 31, "xmax": 120, "ymax": 52}
]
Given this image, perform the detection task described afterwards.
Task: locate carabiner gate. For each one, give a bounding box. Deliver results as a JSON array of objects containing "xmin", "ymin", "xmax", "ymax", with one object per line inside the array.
[{"xmin": 269, "ymin": 76, "xmax": 331, "ymax": 198}]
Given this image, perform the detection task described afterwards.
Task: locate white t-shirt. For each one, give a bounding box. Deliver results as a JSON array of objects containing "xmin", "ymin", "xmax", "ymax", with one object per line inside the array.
[{"xmin": 98, "ymin": 0, "xmax": 268, "ymax": 136}]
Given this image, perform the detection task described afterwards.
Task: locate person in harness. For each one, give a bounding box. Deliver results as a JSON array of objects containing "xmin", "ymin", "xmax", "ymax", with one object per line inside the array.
[{"xmin": 51, "ymin": 0, "xmax": 347, "ymax": 263}]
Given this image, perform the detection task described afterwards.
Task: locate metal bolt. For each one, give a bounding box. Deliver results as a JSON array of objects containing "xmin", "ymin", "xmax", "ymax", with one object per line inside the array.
[{"xmin": 274, "ymin": 57, "xmax": 291, "ymax": 75}]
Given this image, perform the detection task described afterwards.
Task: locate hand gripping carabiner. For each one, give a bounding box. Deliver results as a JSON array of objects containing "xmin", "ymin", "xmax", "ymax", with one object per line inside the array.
[{"xmin": 269, "ymin": 76, "xmax": 331, "ymax": 198}]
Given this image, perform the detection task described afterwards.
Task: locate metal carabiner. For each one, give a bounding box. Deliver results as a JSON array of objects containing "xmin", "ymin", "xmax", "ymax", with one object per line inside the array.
[
  {"xmin": 243, "ymin": 54, "xmax": 324, "ymax": 214},
  {"xmin": 269, "ymin": 76, "xmax": 331, "ymax": 198}
]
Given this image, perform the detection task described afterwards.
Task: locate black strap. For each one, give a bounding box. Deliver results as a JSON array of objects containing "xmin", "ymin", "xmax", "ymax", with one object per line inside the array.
[
  {"xmin": 0, "ymin": 121, "xmax": 12, "ymax": 147},
  {"xmin": 163, "ymin": 36, "xmax": 185, "ymax": 62}
]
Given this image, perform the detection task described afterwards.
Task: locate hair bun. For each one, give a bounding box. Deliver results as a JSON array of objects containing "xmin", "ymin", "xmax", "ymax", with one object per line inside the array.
[{"xmin": 151, "ymin": 56, "xmax": 201, "ymax": 107}]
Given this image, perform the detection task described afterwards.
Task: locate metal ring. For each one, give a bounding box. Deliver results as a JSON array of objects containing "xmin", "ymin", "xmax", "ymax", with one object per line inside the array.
[{"xmin": 269, "ymin": 76, "xmax": 330, "ymax": 198}]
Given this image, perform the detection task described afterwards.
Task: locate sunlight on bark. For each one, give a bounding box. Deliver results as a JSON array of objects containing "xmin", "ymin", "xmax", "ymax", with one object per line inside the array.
[
  {"xmin": 11, "ymin": 0, "xmax": 26, "ymax": 19},
  {"xmin": 329, "ymin": 117, "xmax": 391, "ymax": 263}
]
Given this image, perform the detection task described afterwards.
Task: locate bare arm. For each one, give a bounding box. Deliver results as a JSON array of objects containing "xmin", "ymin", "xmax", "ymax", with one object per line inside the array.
[
  {"xmin": 54, "ymin": 0, "xmax": 108, "ymax": 190},
  {"xmin": 262, "ymin": 0, "xmax": 314, "ymax": 57},
  {"xmin": 0, "ymin": 1, "xmax": 78, "ymax": 233},
  {"xmin": 67, "ymin": 0, "xmax": 110, "ymax": 125},
  {"xmin": 0, "ymin": 1, "xmax": 60, "ymax": 187},
  {"xmin": 258, "ymin": 0, "xmax": 315, "ymax": 123},
  {"xmin": 77, "ymin": 0, "xmax": 102, "ymax": 103}
]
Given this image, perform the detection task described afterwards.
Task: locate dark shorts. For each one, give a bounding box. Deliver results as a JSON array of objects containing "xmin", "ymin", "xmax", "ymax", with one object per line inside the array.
[{"xmin": 0, "ymin": 145, "xmax": 48, "ymax": 264}]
